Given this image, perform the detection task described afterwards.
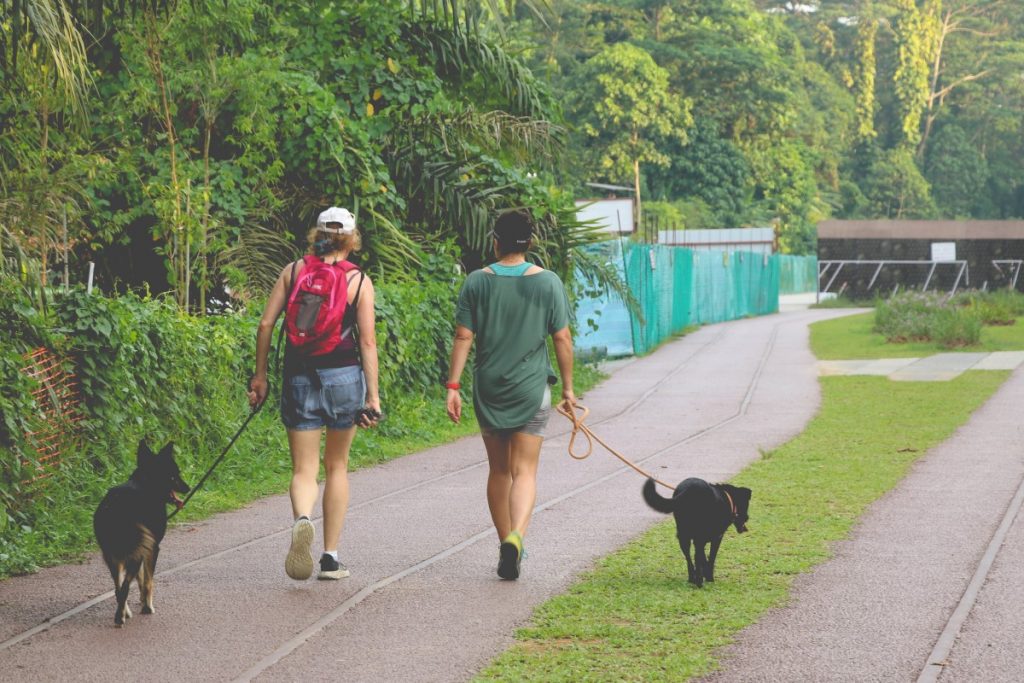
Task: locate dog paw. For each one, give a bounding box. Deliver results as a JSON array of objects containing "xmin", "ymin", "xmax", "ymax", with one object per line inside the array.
[{"xmin": 142, "ymin": 605, "xmax": 154, "ymax": 615}]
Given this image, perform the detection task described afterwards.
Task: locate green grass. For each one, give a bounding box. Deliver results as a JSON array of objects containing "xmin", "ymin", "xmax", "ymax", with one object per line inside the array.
[
  {"xmin": 480, "ymin": 373, "xmax": 1008, "ymax": 681},
  {"xmin": 811, "ymin": 311, "xmax": 1024, "ymax": 360},
  {"xmin": 478, "ymin": 370, "xmax": 1009, "ymax": 680}
]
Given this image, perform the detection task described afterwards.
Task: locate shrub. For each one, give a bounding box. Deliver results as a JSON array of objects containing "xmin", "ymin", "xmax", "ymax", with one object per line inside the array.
[
  {"xmin": 0, "ymin": 254, "xmax": 473, "ymax": 576},
  {"xmin": 953, "ymin": 290, "xmax": 1024, "ymax": 326},
  {"xmin": 874, "ymin": 290, "xmax": 982, "ymax": 348},
  {"xmin": 930, "ymin": 307, "xmax": 982, "ymax": 348}
]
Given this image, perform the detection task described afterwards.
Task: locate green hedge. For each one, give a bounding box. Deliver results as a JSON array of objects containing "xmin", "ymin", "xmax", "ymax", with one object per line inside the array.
[{"xmin": 0, "ymin": 270, "xmax": 464, "ymax": 576}]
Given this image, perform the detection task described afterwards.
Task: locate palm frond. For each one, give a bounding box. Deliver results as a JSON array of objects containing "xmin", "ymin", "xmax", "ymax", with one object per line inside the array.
[
  {"xmin": 216, "ymin": 223, "xmax": 300, "ymax": 298},
  {"xmin": 400, "ymin": 16, "xmax": 551, "ymax": 118},
  {"xmin": 19, "ymin": 0, "xmax": 92, "ymax": 115},
  {"xmin": 388, "ymin": 108, "xmax": 562, "ymax": 166},
  {"xmin": 359, "ymin": 207, "xmax": 424, "ymax": 279}
]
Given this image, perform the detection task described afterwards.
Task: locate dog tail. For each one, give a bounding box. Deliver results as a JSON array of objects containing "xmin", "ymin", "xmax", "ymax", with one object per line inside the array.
[{"xmin": 642, "ymin": 478, "xmax": 675, "ymax": 514}]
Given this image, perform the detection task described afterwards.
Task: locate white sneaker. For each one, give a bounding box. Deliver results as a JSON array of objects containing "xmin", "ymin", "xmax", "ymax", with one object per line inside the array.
[
  {"xmin": 317, "ymin": 553, "xmax": 351, "ymax": 580},
  {"xmin": 285, "ymin": 517, "xmax": 315, "ymax": 580}
]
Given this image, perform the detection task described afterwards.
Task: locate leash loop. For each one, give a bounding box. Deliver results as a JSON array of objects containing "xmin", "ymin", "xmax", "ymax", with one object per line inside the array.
[
  {"xmin": 555, "ymin": 401, "xmax": 675, "ymax": 490},
  {"xmin": 559, "ymin": 403, "xmax": 593, "ymax": 460}
]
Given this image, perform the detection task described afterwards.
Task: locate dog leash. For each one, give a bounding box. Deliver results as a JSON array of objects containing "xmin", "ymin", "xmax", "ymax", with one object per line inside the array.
[
  {"xmin": 168, "ymin": 396, "xmax": 266, "ymax": 520},
  {"xmin": 555, "ymin": 402, "xmax": 676, "ymax": 490}
]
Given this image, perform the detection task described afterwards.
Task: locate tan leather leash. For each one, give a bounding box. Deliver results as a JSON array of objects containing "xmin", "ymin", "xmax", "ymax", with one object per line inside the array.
[{"xmin": 556, "ymin": 402, "xmax": 676, "ymax": 490}]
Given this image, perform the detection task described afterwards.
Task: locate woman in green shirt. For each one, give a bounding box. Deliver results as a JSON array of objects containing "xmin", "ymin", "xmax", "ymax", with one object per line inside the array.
[{"xmin": 446, "ymin": 209, "xmax": 576, "ymax": 580}]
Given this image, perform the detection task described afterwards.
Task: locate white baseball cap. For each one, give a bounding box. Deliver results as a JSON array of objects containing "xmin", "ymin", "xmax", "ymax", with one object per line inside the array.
[{"xmin": 316, "ymin": 207, "xmax": 356, "ymax": 234}]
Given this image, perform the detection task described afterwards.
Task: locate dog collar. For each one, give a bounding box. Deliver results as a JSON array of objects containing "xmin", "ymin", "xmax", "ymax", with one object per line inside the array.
[{"xmin": 722, "ymin": 489, "xmax": 738, "ymax": 520}]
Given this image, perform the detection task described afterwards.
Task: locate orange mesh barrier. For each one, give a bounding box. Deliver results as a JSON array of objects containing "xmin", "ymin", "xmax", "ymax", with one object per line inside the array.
[{"xmin": 21, "ymin": 348, "xmax": 84, "ymax": 484}]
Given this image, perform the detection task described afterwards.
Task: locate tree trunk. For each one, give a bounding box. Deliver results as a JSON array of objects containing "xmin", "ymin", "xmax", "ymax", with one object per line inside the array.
[{"xmin": 633, "ymin": 157, "xmax": 642, "ymax": 236}]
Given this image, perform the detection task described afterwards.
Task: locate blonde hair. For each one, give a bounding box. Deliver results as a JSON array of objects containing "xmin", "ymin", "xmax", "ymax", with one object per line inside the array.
[{"xmin": 306, "ymin": 226, "xmax": 362, "ymax": 256}]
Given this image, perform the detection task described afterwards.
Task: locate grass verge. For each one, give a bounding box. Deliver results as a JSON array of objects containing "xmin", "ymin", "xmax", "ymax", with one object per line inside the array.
[
  {"xmin": 477, "ymin": 371, "xmax": 1008, "ymax": 681},
  {"xmin": 811, "ymin": 311, "xmax": 1024, "ymax": 360}
]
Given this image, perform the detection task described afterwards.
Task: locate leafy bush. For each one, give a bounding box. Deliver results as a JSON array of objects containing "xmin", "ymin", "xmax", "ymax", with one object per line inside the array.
[
  {"xmin": 874, "ymin": 291, "xmax": 981, "ymax": 348},
  {"xmin": 953, "ymin": 290, "xmax": 1024, "ymax": 326},
  {"xmin": 0, "ymin": 258, "xmax": 474, "ymax": 576},
  {"xmin": 929, "ymin": 307, "xmax": 983, "ymax": 348},
  {"xmin": 1, "ymin": 287, "xmax": 274, "ymax": 576}
]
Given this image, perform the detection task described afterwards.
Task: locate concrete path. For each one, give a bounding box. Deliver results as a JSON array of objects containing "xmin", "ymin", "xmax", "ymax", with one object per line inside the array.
[
  {"xmin": 705, "ymin": 365, "xmax": 1024, "ymax": 682},
  {"xmin": 0, "ymin": 308, "xmax": 847, "ymax": 682},
  {"xmin": 819, "ymin": 350, "xmax": 1024, "ymax": 381}
]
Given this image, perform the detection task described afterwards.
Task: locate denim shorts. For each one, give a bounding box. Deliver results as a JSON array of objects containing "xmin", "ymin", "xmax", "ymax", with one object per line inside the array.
[
  {"xmin": 281, "ymin": 365, "xmax": 364, "ymax": 431},
  {"xmin": 481, "ymin": 387, "xmax": 552, "ymax": 438}
]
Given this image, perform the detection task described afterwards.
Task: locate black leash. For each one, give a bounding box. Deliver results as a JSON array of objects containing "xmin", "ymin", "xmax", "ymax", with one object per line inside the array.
[{"xmin": 168, "ymin": 387, "xmax": 267, "ymax": 520}]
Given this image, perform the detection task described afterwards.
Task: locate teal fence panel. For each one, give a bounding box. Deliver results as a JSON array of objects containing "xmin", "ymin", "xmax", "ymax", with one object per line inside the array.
[
  {"xmin": 574, "ymin": 240, "xmax": 635, "ymax": 357},
  {"xmin": 778, "ymin": 254, "xmax": 818, "ymax": 294},
  {"xmin": 575, "ymin": 242, "xmax": 780, "ymax": 357}
]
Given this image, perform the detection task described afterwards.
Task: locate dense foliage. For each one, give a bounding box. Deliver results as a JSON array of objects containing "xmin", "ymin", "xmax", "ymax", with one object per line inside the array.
[
  {"xmin": 1, "ymin": 0, "xmax": 605, "ymax": 307},
  {"xmin": 0, "ymin": 276, "xmax": 465, "ymax": 575},
  {"xmin": 504, "ymin": 0, "xmax": 1024, "ymax": 252}
]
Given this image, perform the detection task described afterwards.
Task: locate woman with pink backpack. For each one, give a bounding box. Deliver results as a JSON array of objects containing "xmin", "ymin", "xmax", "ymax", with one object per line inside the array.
[{"xmin": 248, "ymin": 207, "xmax": 381, "ymax": 581}]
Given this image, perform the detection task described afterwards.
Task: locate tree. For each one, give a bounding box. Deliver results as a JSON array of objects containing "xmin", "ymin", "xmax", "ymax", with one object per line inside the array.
[
  {"xmin": 862, "ymin": 147, "xmax": 937, "ymax": 217},
  {"xmin": 853, "ymin": 2, "xmax": 879, "ymax": 141},
  {"xmin": 924, "ymin": 123, "xmax": 990, "ymax": 217},
  {"xmin": 572, "ymin": 42, "xmax": 691, "ymax": 228},
  {"xmin": 917, "ymin": 0, "xmax": 1017, "ymax": 157},
  {"xmin": 892, "ymin": 0, "xmax": 941, "ymax": 148},
  {"xmin": 645, "ymin": 118, "xmax": 751, "ymax": 226}
]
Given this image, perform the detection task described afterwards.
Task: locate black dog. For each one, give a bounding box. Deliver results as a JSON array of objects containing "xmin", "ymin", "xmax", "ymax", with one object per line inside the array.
[
  {"xmin": 93, "ymin": 441, "xmax": 190, "ymax": 626},
  {"xmin": 643, "ymin": 477, "xmax": 751, "ymax": 587}
]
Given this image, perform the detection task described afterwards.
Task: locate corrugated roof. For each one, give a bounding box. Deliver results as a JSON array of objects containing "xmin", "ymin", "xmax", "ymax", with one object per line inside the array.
[{"xmin": 818, "ymin": 220, "xmax": 1024, "ymax": 240}]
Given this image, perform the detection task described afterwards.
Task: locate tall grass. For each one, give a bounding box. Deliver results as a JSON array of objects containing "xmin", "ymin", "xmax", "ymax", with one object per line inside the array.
[{"xmin": 874, "ymin": 291, "xmax": 983, "ymax": 348}]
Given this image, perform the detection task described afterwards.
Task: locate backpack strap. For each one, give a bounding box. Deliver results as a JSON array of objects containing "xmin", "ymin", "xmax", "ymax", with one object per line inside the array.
[
  {"xmin": 342, "ymin": 270, "xmax": 367, "ymax": 369},
  {"xmin": 339, "ymin": 269, "xmax": 365, "ymax": 343},
  {"xmin": 273, "ymin": 260, "xmax": 302, "ymax": 374}
]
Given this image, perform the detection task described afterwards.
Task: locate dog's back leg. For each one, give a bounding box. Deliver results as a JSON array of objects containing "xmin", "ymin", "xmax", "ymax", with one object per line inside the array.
[
  {"xmin": 677, "ymin": 535, "xmax": 698, "ymax": 585},
  {"xmin": 138, "ymin": 548, "xmax": 157, "ymax": 614},
  {"xmin": 705, "ymin": 535, "xmax": 724, "ymax": 582},
  {"xmin": 105, "ymin": 555, "xmax": 123, "ymax": 594},
  {"xmin": 693, "ymin": 541, "xmax": 709, "ymax": 588},
  {"xmin": 114, "ymin": 559, "xmax": 141, "ymax": 626}
]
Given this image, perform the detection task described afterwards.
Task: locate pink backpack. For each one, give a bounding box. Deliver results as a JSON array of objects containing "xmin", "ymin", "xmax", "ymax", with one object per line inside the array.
[{"xmin": 284, "ymin": 255, "xmax": 360, "ymax": 356}]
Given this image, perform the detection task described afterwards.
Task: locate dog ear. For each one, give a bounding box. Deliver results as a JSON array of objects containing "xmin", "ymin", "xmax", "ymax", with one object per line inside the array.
[
  {"xmin": 136, "ymin": 440, "xmax": 153, "ymax": 465},
  {"xmin": 157, "ymin": 442, "xmax": 175, "ymax": 460},
  {"xmin": 736, "ymin": 487, "xmax": 752, "ymax": 504}
]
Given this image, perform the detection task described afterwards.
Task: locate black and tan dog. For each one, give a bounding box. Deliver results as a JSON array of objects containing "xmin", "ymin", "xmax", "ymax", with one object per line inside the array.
[
  {"xmin": 643, "ymin": 477, "xmax": 751, "ymax": 587},
  {"xmin": 93, "ymin": 441, "xmax": 190, "ymax": 626}
]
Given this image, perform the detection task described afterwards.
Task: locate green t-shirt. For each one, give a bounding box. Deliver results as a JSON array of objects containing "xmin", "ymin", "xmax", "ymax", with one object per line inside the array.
[{"xmin": 455, "ymin": 268, "xmax": 570, "ymax": 429}]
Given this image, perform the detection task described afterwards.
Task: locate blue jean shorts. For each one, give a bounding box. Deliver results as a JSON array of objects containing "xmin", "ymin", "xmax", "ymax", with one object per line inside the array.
[{"xmin": 281, "ymin": 365, "xmax": 365, "ymax": 431}]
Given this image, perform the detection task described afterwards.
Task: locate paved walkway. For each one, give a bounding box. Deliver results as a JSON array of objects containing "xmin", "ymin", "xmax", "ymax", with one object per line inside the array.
[
  {"xmin": 819, "ymin": 351, "xmax": 1024, "ymax": 381},
  {"xmin": 3, "ymin": 306, "xmax": 1021, "ymax": 682},
  {"xmin": 0, "ymin": 308, "xmax": 846, "ymax": 682},
  {"xmin": 706, "ymin": 365, "xmax": 1024, "ymax": 682}
]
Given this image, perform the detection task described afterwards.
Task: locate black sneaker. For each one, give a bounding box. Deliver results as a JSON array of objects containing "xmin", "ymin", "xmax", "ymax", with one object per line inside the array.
[
  {"xmin": 318, "ymin": 553, "xmax": 350, "ymax": 580},
  {"xmin": 497, "ymin": 531, "xmax": 523, "ymax": 580}
]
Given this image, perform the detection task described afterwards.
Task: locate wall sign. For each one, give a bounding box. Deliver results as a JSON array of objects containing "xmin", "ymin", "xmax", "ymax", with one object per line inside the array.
[{"xmin": 931, "ymin": 242, "xmax": 956, "ymax": 262}]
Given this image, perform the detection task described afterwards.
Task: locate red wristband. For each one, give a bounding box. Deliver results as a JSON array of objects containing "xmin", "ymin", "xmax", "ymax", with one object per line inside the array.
[{"xmin": 445, "ymin": 381, "xmax": 461, "ymax": 390}]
